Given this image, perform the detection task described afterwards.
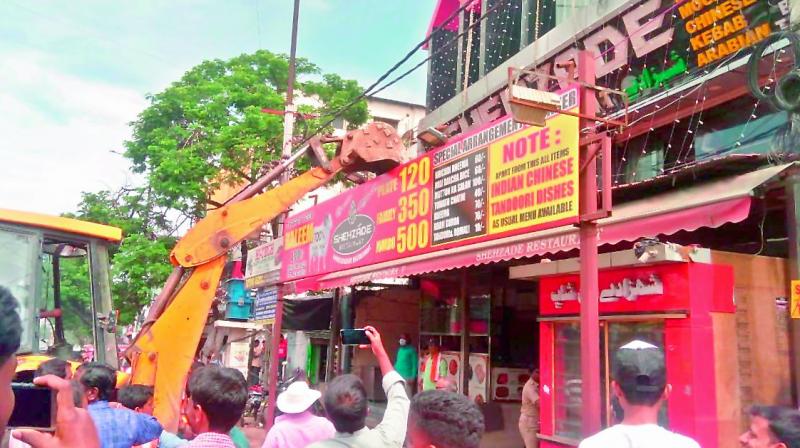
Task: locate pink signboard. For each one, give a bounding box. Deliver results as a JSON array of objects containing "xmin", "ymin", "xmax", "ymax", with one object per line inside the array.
[{"xmin": 280, "ymin": 87, "xmax": 580, "ymax": 283}]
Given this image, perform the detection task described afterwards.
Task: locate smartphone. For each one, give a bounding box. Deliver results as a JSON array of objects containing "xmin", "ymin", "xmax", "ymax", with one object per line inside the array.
[
  {"xmin": 340, "ymin": 328, "xmax": 370, "ymax": 345},
  {"xmin": 8, "ymin": 383, "xmax": 56, "ymax": 430}
]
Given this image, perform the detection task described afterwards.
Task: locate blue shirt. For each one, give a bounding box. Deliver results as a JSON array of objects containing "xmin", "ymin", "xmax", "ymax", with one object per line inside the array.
[{"xmin": 87, "ymin": 401, "xmax": 163, "ymax": 448}]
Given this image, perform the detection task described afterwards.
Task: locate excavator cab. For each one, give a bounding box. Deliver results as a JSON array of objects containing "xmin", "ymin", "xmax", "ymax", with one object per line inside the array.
[{"xmin": 0, "ymin": 209, "xmax": 123, "ymax": 377}]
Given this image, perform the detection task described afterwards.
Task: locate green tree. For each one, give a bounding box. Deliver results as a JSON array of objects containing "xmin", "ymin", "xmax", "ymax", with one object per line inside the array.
[
  {"xmin": 125, "ymin": 49, "xmax": 368, "ymax": 219},
  {"xmin": 67, "ymin": 50, "xmax": 368, "ymax": 324}
]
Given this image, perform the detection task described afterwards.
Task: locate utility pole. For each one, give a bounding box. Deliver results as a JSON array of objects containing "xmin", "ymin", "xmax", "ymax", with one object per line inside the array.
[
  {"xmin": 577, "ymin": 50, "xmax": 603, "ymax": 436},
  {"xmin": 265, "ymin": 0, "xmax": 300, "ymax": 432}
]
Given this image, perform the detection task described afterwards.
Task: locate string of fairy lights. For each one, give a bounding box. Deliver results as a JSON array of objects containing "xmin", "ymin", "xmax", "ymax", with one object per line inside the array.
[
  {"xmin": 294, "ymin": 0, "xmax": 788, "ymax": 189},
  {"xmin": 596, "ymin": 2, "xmax": 789, "ymax": 183}
]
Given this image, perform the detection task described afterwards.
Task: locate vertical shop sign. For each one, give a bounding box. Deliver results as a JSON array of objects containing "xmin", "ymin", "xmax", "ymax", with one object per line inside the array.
[
  {"xmin": 245, "ymin": 238, "xmax": 283, "ymax": 288},
  {"xmin": 791, "ymin": 280, "xmax": 800, "ymax": 319},
  {"xmin": 253, "ymin": 287, "xmax": 278, "ymax": 325}
]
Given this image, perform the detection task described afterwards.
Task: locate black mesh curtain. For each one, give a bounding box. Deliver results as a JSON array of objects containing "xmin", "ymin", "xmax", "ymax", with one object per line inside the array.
[{"xmin": 282, "ymin": 297, "xmax": 333, "ymax": 331}]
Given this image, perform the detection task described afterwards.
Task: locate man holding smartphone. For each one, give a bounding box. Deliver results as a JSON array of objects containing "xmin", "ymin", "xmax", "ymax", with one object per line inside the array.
[
  {"xmin": 308, "ymin": 326, "xmax": 409, "ymax": 448},
  {"xmin": 0, "ymin": 286, "xmax": 100, "ymax": 448}
]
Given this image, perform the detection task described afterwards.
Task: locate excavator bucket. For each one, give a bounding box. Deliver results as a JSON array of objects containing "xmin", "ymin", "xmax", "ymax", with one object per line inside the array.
[
  {"xmin": 336, "ymin": 121, "xmax": 405, "ymax": 175},
  {"xmin": 305, "ymin": 137, "xmax": 332, "ymax": 171}
]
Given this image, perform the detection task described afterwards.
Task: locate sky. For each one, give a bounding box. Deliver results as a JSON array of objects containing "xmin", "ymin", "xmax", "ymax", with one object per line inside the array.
[{"xmin": 0, "ymin": 0, "xmax": 435, "ymax": 214}]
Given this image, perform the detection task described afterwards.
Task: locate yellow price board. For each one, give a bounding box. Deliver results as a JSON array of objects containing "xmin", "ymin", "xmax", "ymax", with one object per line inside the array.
[
  {"xmin": 792, "ymin": 280, "xmax": 800, "ymax": 319},
  {"xmin": 487, "ymin": 108, "xmax": 580, "ymax": 234}
]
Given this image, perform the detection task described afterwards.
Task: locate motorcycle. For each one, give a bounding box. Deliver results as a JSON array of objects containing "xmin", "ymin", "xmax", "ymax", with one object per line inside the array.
[
  {"xmin": 246, "ymin": 368, "xmax": 306, "ymax": 425},
  {"xmin": 245, "ymin": 384, "xmax": 264, "ymax": 421}
]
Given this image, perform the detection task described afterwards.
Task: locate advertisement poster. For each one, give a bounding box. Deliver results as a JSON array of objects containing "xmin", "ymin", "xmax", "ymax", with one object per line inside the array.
[
  {"xmin": 281, "ymin": 87, "xmax": 579, "ymax": 283},
  {"xmin": 245, "ymin": 238, "xmax": 282, "ymax": 289},
  {"xmin": 492, "ymin": 367, "xmax": 530, "ymax": 401},
  {"xmin": 227, "ymin": 341, "xmax": 250, "ymax": 379},
  {"xmin": 440, "ymin": 351, "xmax": 461, "ymax": 393},
  {"xmin": 252, "ymin": 287, "xmax": 278, "ymax": 325},
  {"xmin": 468, "ymin": 353, "xmax": 489, "ymax": 404}
]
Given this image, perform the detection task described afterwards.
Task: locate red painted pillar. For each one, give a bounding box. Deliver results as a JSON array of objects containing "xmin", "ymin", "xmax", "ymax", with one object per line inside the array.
[
  {"xmin": 577, "ymin": 50, "xmax": 602, "ymax": 437},
  {"xmin": 263, "ymin": 287, "xmax": 285, "ymax": 432}
]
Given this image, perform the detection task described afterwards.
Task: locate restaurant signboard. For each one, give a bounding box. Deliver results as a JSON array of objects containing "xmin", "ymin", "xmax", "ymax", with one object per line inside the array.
[{"xmin": 281, "ymin": 87, "xmax": 580, "ymax": 283}]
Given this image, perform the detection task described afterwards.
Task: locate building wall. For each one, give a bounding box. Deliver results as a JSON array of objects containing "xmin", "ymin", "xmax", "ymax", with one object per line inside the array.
[
  {"xmin": 351, "ymin": 287, "xmax": 421, "ymax": 379},
  {"xmin": 367, "ymin": 98, "xmax": 427, "ymax": 137},
  {"xmin": 711, "ymin": 251, "xmax": 792, "ymax": 430},
  {"xmin": 421, "ymin": 0, "xmax": 792, "ymax": 190}
]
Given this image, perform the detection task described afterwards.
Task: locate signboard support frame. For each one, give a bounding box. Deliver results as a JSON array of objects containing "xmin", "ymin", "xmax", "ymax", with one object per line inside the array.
[
  {"xmin": 575, "ymin": 50, "xmax": 612, "ymax": 437},
  {"xmin": 263, "ymin": 284, "xmax": 285, "ymax": 430},
  {"xmin": 326, "ymin": 288, "xmax": 342, "ymax": 382}
]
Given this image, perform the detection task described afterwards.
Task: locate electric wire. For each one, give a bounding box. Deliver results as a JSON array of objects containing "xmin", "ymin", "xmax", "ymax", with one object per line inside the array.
[
  {"xmin": 292, "ymin": 0, "xmax": 508, "ymax": 151},
  {"xmin": 273, "ymin": 1, "xmax": 483, "ymax": 149}
]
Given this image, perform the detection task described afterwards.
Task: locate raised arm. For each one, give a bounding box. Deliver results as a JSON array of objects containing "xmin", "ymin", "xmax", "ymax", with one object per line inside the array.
[{"xmin": 362, "ymin": 326, "xmax": 409, "ymax": 447}]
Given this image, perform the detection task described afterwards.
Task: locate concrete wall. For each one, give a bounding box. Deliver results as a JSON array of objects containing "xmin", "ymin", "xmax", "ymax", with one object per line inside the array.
[{"xmin": 367, "ymin": 98, "xmax": 427, "ymax": 137}]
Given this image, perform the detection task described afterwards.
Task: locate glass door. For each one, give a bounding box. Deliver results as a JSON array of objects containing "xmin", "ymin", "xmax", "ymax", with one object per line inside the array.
[{"xmin": 551, "ymin": 319, "xmax": 668, "ymax": 438}]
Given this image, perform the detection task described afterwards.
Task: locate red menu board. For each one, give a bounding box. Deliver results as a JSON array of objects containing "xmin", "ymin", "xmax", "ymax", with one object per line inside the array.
[{"xmin": 281, "ymin": 86, "xmax": 580, "ymax": 283}]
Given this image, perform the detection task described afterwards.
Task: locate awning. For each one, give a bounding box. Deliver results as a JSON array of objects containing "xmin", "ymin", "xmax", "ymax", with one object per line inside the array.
[{"xmin": 297, "ymin": 164, "xmax": 792, "ymax": 291}]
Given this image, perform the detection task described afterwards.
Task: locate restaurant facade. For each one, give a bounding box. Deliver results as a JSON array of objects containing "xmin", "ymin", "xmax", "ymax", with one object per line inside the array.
[{"xmin": 270, "ymin": 0, "xmax": 798, "ymax": 446}]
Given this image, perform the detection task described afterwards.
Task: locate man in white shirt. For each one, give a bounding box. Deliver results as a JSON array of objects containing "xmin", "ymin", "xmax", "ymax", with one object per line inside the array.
[
  {"xmin": 579, "ymin": 340, "xmax": 700, "ymax": 448},
  {"xmin": 308, "ymin": 326, "xmax": 409, "ymax": 448}
]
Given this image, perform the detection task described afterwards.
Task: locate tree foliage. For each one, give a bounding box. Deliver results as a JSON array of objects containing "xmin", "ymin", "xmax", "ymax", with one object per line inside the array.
[
  {"xmin": 125, "ymin": 50, "xmax": 368, "ymax": 219},
  {"xmin": 65, "ymin": 50, "xmax": 368, "ymax": 324},
  {"xmin": 66, "ymin": 188, "xmax": 175, "ymax": 324}
]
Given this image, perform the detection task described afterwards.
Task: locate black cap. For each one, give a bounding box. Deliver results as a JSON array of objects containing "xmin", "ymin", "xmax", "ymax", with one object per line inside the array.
[{"xmin": 613, "ymin": 340, "xmax": 666, "ymax": 393}]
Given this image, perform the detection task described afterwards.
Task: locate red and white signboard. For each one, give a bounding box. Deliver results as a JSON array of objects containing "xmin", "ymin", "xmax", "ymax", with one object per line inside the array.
[
  {"xmin": 539, "ymin": 263, "xmax": 693, "ymax": 315},
  {"xmin": 280, "ymin": 87, "xmax": 580, "ymax": 284}
]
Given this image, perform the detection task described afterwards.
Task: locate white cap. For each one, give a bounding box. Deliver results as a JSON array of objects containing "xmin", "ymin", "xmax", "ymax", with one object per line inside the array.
[
  {"xmin": 620, "ymin": 340, "xmax": 657, "ymax": 350},
  {"xmin": 276, "ymin": 381, "xmax": 321, "ymax": 414}
]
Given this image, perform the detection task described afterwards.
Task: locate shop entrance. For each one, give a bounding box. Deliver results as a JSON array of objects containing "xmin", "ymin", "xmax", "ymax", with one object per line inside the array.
[{"xmin": 416, "ymin": 265, "xmax": 541, "ymax": 444}]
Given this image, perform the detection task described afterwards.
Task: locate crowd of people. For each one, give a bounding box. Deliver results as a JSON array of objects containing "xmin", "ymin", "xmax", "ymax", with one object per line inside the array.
[
  {"xmin": 3, "ymin": 283, "xmax": 800, "ymax": 448},
  {"xmin": 0, "ymin": 287, "xmax": 485, "ymax": 448}
]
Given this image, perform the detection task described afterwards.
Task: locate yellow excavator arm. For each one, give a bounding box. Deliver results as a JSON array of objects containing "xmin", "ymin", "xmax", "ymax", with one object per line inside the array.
[{"xmin": 126, "ymin": 123, "xmax": 404, "ymax": 431}]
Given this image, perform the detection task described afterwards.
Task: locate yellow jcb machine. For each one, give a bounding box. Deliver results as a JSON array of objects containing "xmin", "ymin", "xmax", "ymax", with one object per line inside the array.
[
  {"xmin": 6, "ymin": 122, "xmax": 404, "ymax": 431},
  {"xmin": 1, "ymin": 209, "xmax": 125, "ymax": 382},
  {"xmin": 127, "ymin": 122, "xmax": 404, "ymax": 431}
]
